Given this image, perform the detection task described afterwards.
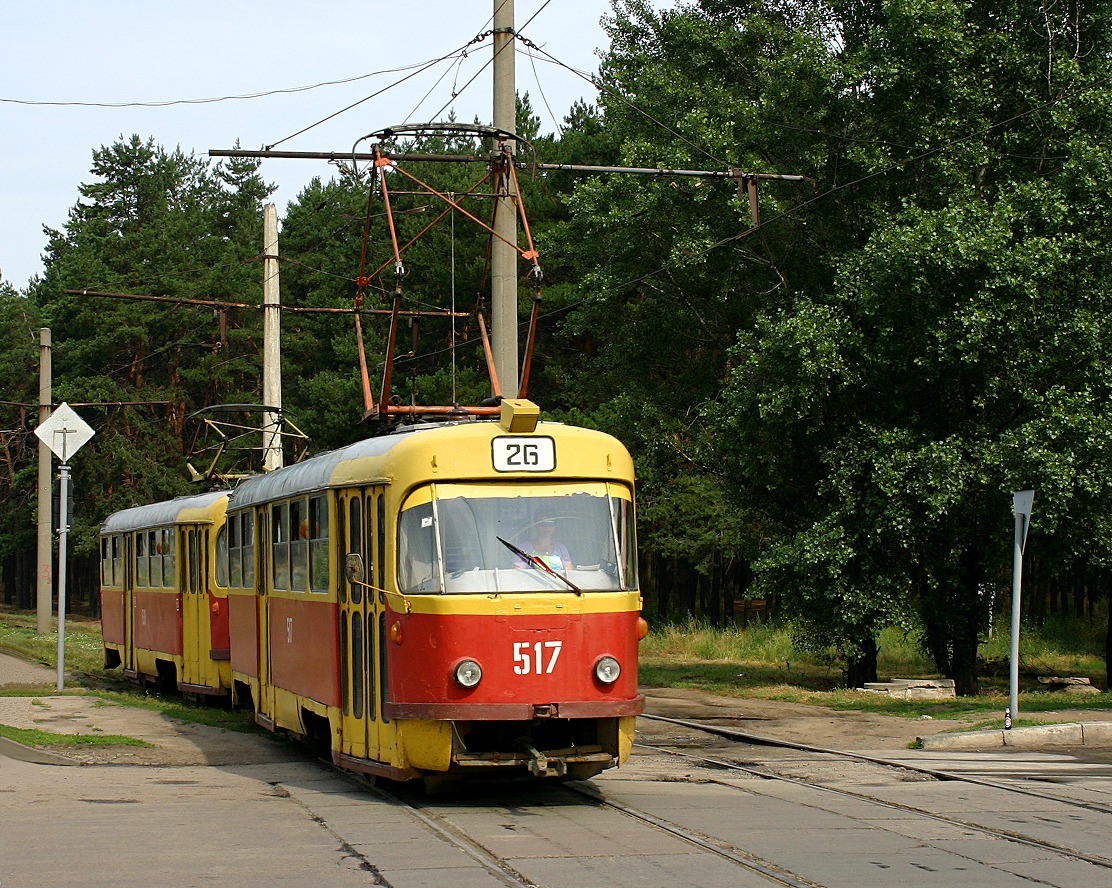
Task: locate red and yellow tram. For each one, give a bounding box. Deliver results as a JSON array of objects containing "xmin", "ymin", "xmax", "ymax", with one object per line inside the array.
[
  {"xmin": 100, "ymin": 490, "xmax": 232, "ymax": 695},
  {"xmin": 101, "ymin": 402, "xmax": 646, "ymax": 781}
]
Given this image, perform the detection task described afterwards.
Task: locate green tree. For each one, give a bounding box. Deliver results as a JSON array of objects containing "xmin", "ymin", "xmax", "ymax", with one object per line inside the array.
[
  {"xmin": 0, "ymin": 284, "xmax": 41, "ymax": 606},
  {"xmin": 543, "ymin": 0, "xmax": 840, "ymax": 623},
  {"xmin": 705, "ymin": 0, "xmax": 1112, "ymax": 692},
  {"xmin": 28, "ymin": 135, "xmax": 273, "ymax": 555},
  {"xmin": 555, "ymin": 0, "xmax": 1112, "ymax": 690}
]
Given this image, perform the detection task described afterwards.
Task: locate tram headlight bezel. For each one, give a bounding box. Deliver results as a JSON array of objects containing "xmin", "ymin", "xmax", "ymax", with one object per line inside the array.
[
  {"xmin": 454, "ymin": 658, "xmax": 483, "ymax": 688},
  {"xmin": 594, "ymin": 655, "xmax": 621, "ymax": 685}
]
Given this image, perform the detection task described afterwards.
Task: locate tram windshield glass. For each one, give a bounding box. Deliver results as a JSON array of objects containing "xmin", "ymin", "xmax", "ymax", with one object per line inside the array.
[{"xmin": 398, "ymin": 482, "xmax": 636, "ymax": 594}]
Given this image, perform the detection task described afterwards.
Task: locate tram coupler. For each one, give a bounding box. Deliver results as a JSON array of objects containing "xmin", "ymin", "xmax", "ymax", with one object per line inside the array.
[{"xmin": 523, "ymin": 743, "xmax": 567, "ymax": 778}]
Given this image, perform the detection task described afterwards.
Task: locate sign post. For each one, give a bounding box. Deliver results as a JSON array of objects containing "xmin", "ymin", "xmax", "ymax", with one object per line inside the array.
[
  {"xmin": 34, "ymin": 402, "xmax": 94, "ymax": 692},
  {"xmin": 1008, "ymin": 490, "xmax": 1034, "ymax": 727}
]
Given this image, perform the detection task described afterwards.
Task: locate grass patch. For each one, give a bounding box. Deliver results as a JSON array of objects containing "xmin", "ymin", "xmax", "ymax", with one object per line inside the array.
[
  {"xmin": 0, "ymin": 605, "xmax": 107, "ymax": 675},
  {"xmin": 1, "ymin": 606, "xmax": 1106, "ymax": 731},
  {"xmin": 0, "ymin": 723, "xmax": 151, "ymax": 748},
  {"xmin": 88, "ymin": 689, "xmax": 258, "ymax": 733},
  {"xmin": 0, "ymin": 607, "xmax": 256, "ymax": 732},
  {"xmin": 639, "ymin": 616, "xmax": 1108, "ymax": 721},
  {"xmin": 978, "ymin": 613, "xmax": 1107, "ymax": 679}
]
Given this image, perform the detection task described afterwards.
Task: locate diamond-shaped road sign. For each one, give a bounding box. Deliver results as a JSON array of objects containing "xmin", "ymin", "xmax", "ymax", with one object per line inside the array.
[{"xmin": 34, "ymin": 402, "xmax": 95, "ymax": 463}]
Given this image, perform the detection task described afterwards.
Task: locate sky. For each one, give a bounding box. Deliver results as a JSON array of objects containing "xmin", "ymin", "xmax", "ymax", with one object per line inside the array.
[{"xmin": 0, "ymin": 0, "xmax": 626, "ymax": 291}]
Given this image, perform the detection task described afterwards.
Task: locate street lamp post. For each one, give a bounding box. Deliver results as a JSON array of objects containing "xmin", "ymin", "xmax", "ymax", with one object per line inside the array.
[{"xmin": 1008, "ymin": 489, "xmax": 1034, "ymax": 727}]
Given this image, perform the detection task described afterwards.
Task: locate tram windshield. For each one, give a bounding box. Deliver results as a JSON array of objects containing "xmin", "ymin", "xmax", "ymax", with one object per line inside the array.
[{"xmin": 398, "ymin": 482, "xmax": 636, "ymax": 594}]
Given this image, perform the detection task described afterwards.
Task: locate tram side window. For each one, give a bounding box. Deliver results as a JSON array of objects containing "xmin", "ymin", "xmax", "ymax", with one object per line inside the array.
[
  {"xmin": 148, "ymin": 531, "xmax": 163, "ymax": 587},
  {"xmin": 100, "ymin": 536, "xmax": 120, "ymax": 587},
  {"xmin": 398, "ymin": 502, "xmax": 438, "ymax": 593},
  {"xmin": 162, "ymin": 527, "xmax": 176, "ymax": 587},
  {"xmin": 290, "ymin": 498, "xmax": 308, "ymax": 590},
  {"xmin": 216, "ymin": 525, "xmax": 230, "ymax": 587},
  {"xmin": 136, "ymin": 531, "xmax": 149, "ymax": 587},
  {"xmin": 242, "ymin": 512, "xmax": 255, "ymax": 587},
  {"xmin": 612, "ymin": 497, "xmax": 637, "ymax": 590},
  {"xmin": 227, "ymin": 516, "xmax": 240, "ymax": 587},
  {"xmin": 223, "ymin": 513, "xmax": 255, "ymax": 588},
  {"xmin": 272, "ymin": 503, "xmax": 290, "ymax": 590},
  {"xmin": 309, "ymin": 495, "xmax": 329, "ymax": 593},
  {"xmin": 112, "ymin": 535, "xmax": 122, "ymax": 586}
]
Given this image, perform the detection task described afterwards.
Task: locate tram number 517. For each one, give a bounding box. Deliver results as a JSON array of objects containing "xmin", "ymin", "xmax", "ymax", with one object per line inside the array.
[{"xmin": 513, "ymin": 640, "xmax": 562, "ymax": 675}]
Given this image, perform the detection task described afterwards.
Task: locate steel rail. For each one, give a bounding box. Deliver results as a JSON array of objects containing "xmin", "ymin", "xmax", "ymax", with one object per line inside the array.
[
  {"xmin": 638, "ymin": 714, "xmax": 1112, "ymax": 871},
  {"xmin": 564, "ymin": 781, "xmax": 822, "ymax": 888},
  {"xmin": 366, "ymin": 781, "xmax": 541, "ymax": 888},
  {"xmin": 641, "ymin": 713, "xmax": 1112, "ymax": 816}
]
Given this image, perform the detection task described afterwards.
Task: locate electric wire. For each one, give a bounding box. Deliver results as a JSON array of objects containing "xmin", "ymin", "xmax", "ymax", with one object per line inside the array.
[
  {"xmin": 34, "ymin": 18, "xmax": 1112, "ymax": 401},
  {"xmin": 517, "ymin": 37, "xmax": 730, "ymax": 168},
  {"xmin": 0, "ymin": 59, "xmax": 460, "ymax": 109},
  {"xmin": 266, "ymin": 38, "xmax": 487, "ymax": 150}
]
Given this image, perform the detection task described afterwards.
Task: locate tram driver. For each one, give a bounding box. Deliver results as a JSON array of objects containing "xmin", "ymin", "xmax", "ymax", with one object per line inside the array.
[{"xmin": 523, "ymin": 518, "xmax": 571, "ymax": 574}]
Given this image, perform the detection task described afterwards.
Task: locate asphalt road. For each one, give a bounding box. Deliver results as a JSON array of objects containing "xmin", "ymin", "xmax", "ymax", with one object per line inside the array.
[{"xmin": 5, "ymin": 652, "xmax": 1112, "ymax": 887}]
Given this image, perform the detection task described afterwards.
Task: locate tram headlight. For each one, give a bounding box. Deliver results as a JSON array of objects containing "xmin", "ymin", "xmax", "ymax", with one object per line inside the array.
[
  {"xmin": 454, "ymin": 659, "xmax": 483, "ymax": 688},
  {"xmin": 594, "ymin": 655, "xmax": 621, "ymax": 684}
]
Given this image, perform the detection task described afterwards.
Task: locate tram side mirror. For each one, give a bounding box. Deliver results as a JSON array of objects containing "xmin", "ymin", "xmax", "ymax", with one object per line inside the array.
[{"xmin": 344, "ymin": 553, "xmax": 365, "ymax": 584}]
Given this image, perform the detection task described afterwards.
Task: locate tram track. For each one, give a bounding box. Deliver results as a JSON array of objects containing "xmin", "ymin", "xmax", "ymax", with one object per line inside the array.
[
  {"xmin": 345, "ymin": 775, "xmax": 543, "ymax": 888},
  {"xmin": 564, "ymin": 780, "xmax": 823, "ymax": 888},
  {"xmin": 641, "ymin": 713, "xmax": 1112, "ymax": 815},
  {"xmin": 284, "ymin": 710, "xmax": 1112, "ymax": 888},
  {"xmin": 637, "ymin": 713, "xmax": 1112, "ymax": 872},
  {"xmin": 356, "ymin": 769, "xmax": 830, "ymax": 888}
]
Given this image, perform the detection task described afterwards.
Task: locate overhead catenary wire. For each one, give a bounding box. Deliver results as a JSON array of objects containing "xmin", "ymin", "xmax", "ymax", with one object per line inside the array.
[
  {"xmin": 0, "ymin": 57, "xmax": 466, "ymax": 109},
  {"xmin": 266, "ymin": 38, "xmax": 486, "ymax": 150},
  {"xmin": 47, "ymin": 9, "xmax": 1112, "ymax": 394}
]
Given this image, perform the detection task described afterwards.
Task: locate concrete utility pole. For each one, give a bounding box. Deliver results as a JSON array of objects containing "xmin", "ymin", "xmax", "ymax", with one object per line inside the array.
[
  {"xmin": 36, "ymin": 328, "xmax": 52, "ymax": 634},
  {"xmin": 492, "ymin": 0, "xmax": 519, "ymax": 398},
  {"xmin": 262, "ymin": 204, "xmax": 284, "ymax": 471}
]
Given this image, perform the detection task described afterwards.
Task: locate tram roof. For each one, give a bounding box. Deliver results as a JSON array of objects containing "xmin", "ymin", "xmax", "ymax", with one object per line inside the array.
[
  {"xmin": 226, "ymin": 419, "xmax": 620, "ymax": 510},
  {"xmin": 101, "ymin": 490, "xmax": 229, "ymax": 534},
  {"xmin": 227, "ymin": 424, "xmax": 440, "ymax": 511}
]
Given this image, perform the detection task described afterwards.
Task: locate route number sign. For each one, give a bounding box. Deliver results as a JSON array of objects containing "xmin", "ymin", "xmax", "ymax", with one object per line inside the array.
[{"xmin": 492, "ymin": 436, "xmax": 556, "ymax": 473}]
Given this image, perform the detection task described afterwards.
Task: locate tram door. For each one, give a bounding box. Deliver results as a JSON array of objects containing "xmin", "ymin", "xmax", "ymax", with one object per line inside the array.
[
  {"xmin": 181, "ymin": 527, "xmax": 208, "ymax": 688},
  {"xmin": 339, "ymin": 489, "xmax": 380, "ymax": 762},
  {"xmin": 124, "ymin": 534, "xmax": 135, "ymax": 674},
  {"xmin": 256, "ymin": 506, "xmax": 276, "ymax": 724}
]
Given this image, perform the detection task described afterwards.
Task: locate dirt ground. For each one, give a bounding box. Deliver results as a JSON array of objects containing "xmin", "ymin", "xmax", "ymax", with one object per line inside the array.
[
  {"xmin": 2, "ymin": 683, "xmax": 1111, "ymax": 767},
  {"xmin": 0, "ymin": 692, "xmax": 308, "ymax": 766},
  {"xmin": 640, "ymin": 686, "xmax": 1092, "ymax": 750}
]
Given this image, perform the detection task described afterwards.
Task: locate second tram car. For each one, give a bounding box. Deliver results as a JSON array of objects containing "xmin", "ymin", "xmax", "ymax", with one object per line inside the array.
[
  {"xmin": 100, "ymin": 403, "xmax": 646, "ymax": 781},
  {"xmin": 100, "ymin": 490, "xmax": 232, "ymax": 696}
]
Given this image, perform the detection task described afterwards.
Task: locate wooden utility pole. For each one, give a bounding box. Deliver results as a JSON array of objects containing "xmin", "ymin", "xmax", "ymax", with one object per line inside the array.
[
  {"xmin": 36, "ymin": 328, "xmax": 52, "ymax": 634},
  {"xmin": 492, "ymin": 0, "xmax": 519, "ymax": 397},
  {"xmin": 262, "ymin": 204, "xmax": 284, "ymax": 471}
]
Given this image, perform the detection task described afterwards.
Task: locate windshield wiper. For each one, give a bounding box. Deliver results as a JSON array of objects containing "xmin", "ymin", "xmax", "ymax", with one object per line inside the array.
[{"xmin": 496, "ymin": 536, "xmax": 582, "ymax": 595}]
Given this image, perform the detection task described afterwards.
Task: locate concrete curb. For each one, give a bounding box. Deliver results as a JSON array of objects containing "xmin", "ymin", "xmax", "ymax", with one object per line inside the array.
[
  {"xmin": 0, "ymin": 735, "xmax": 80, "ymax": 766},
  {"xmin": 920, "ymin": 721, "xmax": 1112, "ymax": 750}
]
